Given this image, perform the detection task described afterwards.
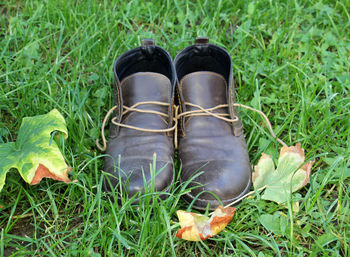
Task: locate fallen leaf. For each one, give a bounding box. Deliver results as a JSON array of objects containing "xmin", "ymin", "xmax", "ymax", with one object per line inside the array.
[
  {"xmin": 0, "ymin": 109, "xmax": 71, "ymax": 192},
  {"xmin": 252, "ymin": 143, "xmax": 313, "ymax": 204},
  {"xmin": 176, "ymin": 206, "xmax": 236, "ymax": 241}
]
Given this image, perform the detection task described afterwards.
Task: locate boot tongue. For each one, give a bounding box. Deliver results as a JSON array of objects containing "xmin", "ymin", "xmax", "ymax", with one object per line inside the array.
[
  {"xmin": 180, "ymin": 71, "xmax": 227, "ymax": 110},
  {"xmin": 121, "ymin": 72, "xmax": 171, "ymax": 109}
]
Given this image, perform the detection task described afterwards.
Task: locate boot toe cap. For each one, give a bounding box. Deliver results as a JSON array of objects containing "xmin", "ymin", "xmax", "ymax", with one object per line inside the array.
[
  {"xmin": 104, "ymin": 156, "xmax": 174, "ymax": 197},
  {"xmin": 182, "ymin": 160, "xmax": 251, "ymax": 209}
]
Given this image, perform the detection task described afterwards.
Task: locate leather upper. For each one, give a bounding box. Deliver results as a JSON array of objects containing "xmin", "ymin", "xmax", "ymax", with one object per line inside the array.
[
  {"xmin": 104, "ymin": 43, "xmax": 175, "ymax": 197},
  {"xmin": 175, "ymin": 41, "xmax": 252, "ymax": 210}
]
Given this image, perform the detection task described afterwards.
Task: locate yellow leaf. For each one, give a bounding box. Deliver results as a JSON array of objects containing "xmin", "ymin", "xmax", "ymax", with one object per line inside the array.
[{"xmin": 176, "ymin": 206, "xmax": 236, "ymax": 241}]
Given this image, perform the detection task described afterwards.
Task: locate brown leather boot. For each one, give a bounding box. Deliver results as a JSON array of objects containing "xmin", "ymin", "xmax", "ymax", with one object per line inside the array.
[
  {"xmin": 174, "ymin": 37, "xmax": 251, "ymax": 210},
  {"xmin": 102, "ymin": 39, "xmax": 176, "ymax": 197}
]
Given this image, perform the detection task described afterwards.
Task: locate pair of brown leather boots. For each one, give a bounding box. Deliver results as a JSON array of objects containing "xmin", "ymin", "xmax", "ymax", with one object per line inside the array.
[{"xmin": 100, "ymin": 37, "xmax": 251, "ymax": 210}]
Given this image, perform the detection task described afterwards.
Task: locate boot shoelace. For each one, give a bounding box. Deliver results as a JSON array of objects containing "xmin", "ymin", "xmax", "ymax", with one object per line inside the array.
[
  {"xmin": 96, "ymin": 101, "xmax": 287, "ymax": 151},
  {"xmin": 178, "ymin": 102, "xmax": 238, "ymax": 122},
  {"xmin": 96, "ymin": 101, "xmax": 179, "ymax": 151}
]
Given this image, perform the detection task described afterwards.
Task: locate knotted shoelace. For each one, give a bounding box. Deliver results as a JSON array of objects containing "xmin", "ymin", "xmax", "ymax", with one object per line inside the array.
[
  {"xmin": 96, "ymin": 101, "xmax": 179, "ymax": 151},
  {"xmin": 96, "ymin": 102, "xmax": 286, "ymax": 151}
]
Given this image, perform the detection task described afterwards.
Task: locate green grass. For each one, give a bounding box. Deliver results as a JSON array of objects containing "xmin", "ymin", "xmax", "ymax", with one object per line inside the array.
[{"xmin": 1, "ymin": 0, "xmax": 350, "ymax": 256}]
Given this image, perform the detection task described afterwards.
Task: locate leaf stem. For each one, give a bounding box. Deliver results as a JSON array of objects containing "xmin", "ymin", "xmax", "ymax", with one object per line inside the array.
[{"xmin": 223, "ymin": 185, "xmax": 267, "ymax": 208}]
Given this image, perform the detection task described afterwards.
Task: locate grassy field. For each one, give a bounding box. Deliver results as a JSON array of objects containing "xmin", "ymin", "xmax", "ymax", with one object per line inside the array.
[{"xmin": 1, "ymin": 0, "xmax": 350, "ymax": 256}]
